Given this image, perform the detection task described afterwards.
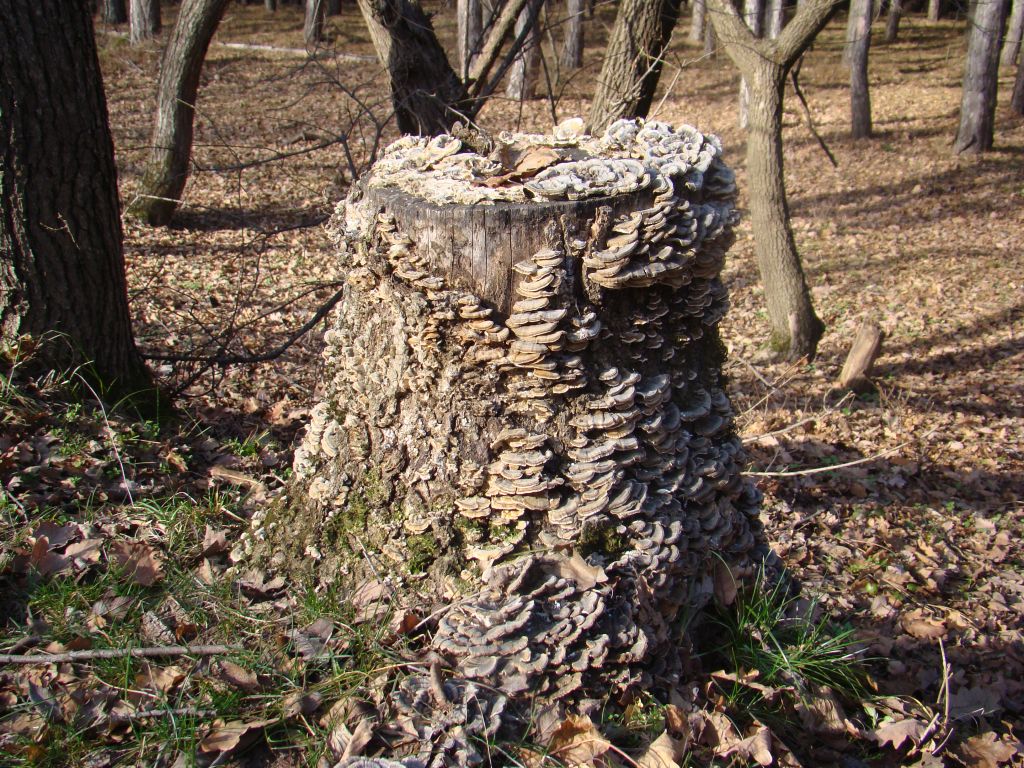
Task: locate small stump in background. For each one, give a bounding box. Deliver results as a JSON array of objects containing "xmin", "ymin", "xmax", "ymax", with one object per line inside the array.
[{"xmin": 249, "ymin": 119, "xmax": 768, "ymax": 761}]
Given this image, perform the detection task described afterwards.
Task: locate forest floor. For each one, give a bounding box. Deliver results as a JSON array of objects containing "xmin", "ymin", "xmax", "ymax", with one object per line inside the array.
[{"xmin": 1, "ymin": 4, "xmax": 1023, "ymax": 767}]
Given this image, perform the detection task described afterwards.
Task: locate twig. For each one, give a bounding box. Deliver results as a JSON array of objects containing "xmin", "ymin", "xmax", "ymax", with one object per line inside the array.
[
  {"xmin": 110, "ymin": 707, "xmax": 218, "ymax": 724},
  {"xmin": 0, "ymin": 644, "xmax": 241, "ymax": 665},
  {"xmin": 789, "ymin": 56, "xmax": 838, "ymax": 168},
  {"xmin": 741, "ymin": 416, "xmax": 818, "ymax": 444},
  {"xmin": 745, "ymin": 426, "xmax": 939, "ymax": 477}
]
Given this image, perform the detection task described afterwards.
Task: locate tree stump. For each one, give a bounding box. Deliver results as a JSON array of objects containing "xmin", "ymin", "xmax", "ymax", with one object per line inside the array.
[{"xmin": 249, "ymin": 119, "xmax": 768, "ymax": 761}]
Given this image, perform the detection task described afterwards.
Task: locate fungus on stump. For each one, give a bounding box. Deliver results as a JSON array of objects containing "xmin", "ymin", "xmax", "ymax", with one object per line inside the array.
[{"xmin": 251, "ymin": 119, "xmax": 767, "ymax": 761}]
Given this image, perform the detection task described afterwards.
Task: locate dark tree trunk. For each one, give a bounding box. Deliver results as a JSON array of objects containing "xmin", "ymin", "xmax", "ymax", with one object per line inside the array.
[
  {"xmin": 690, "ymin": 0, "xmax": 706, "ymax": 41},
  {"xmin": 707, "ymin": 0, "xmax": 833, "ymax": 359},
  {"xmin": 457, "ymin": 0, "xmax": 483, "ymax": 77},
  {"xmin": 305, "ymin": 0, "xmax": 326, "ymax": 46},
  {"xmin": 928, "ymin": 0, "xmax": 940, "ymax": 20},
  {"xmin": 0, "ymin": 0, "xmax": 150, "ymax": 395},
  {"xmin": 327, "ymin": 0, "xmax": 342, "ymax": 13},
  {"xmin": 266, "ymin": 0, "xmax": 277, "ymax": 10},
  {"xmin": 884, "ymin": 0, "xmax": 901, "ymax": 42},
  {"xmin": 1012, "ymin": 59, "xmax": 1024, "ymax": 113},
  {"xmin": 1002, "ymin": 0, "xmax": 1024, "ymax": 66},
  {"xmin": 130, "ymin": 0, "xmax": 162, "ymax": 43},
  {"xmin": 954, "ymin": 0, "xmax": 1009, "ymax": 153},
  {"xmin": 850, "ymin": 0, "xmax": 873, "ymax": 137},
  {"xmin": 357, "ymin": 0, "xmax": 472, "ymax": 135},
  {"xmin": 103, "ymin": 0, "xmax": 128, "ymax": 23},
  {"xmin": 127, "ymin": 0, "xmax": 231, "ymax": 226},
  {"xmin": 506, "ymin": 0, "xmax": 542, "ymax": 100},
  {"xmin": 588, "ymin": 0, "xmax": 684, "ymax": 133},
  {"xmin": 561, "ymin": 0, "xmax": 586, "ymax": 70}
]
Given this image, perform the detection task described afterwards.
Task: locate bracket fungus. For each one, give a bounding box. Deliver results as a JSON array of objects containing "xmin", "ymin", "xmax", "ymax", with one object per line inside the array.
[{"xmin": 249, "ymin": 118, "xmax": 768, "ymax": 763}]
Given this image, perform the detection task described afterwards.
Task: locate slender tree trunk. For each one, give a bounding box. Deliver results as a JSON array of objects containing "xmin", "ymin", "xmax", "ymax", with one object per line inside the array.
[
  {"xmin": 457, "ymin": 0, "xmax": 483, "ymax": 77},
  {"xmin": 850, "ymin": 0, "xmax": 873, "ymax": 137},
  {"xmin": 506, "ymin": 0, "xmax": 542, "ymax": 100},
  {"xmin": 690, "ymin": 0, "xmax": 706, "ymax": 41},
  {"xmin": 884, "ymin": 0, "xmax": 901, "ymax": 42},
  {"xmin": 130, "ymin": 0, "xmax": 162, "ymax": 43},
  {"xmin": 1012, "ymin": 59, "xmax": 1024, "ymax": 113},
  {"xmin": 103, "ymin": 0, "xmax": 128, "ymax": 23},
  {"xmin": 766, "ymin": 0, "xmax": 784, "ymax": 38},
  {"xmin": 928, "ymin": 0, "xmax": 940, "ymax": 21},
  {"xmin": 954, "ymin": 0, "xmax": 1009, "ymax": 153},
  {"xmin": 561, "ymin": 0, "xmax": 585, "ymax": 70},
  {"xmin": 305, "ymin": 0, "xmax": 326, "ymax": 46},
  {"xmin": 266, "ymin": 0, "xmax": 277, "ymax": 11},
  {"xmin": 357, "ymin": 0, "xmax": 471, "ymax": 134},
  {"xmin": 127, "ymin": 0, "xmax": 231, "ymax": 226},
  {"xmin": 588, "ymin": 0, "xmax": 684, "ymax": 132},
  {"xmin": 1002, "ymin": 0, "xmax": 1024, "ymax": 66},
  {"xmin": 1, "ymin": 0, "xmax": 150, "ymax": 395},
  {"xmin": 705, "ymin": 14, "xmax": 717, "ymax": 54},
  {"xmin": 739, "ymin": 0, "xmax": 764, "ymax": 128},
  {"xmin": 745, "ymin": 63, "xmax": 824, "ymax": 358}
]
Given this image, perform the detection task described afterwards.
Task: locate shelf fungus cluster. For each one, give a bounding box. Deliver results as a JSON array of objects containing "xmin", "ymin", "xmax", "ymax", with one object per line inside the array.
[{"xmin": 251, "ymin": 119, "xmax": 768, "ymax": 764}]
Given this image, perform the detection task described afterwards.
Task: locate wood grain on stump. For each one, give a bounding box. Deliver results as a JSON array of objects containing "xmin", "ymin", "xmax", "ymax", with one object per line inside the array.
[{"xmin": 248, "ymin": 119, "xmax": 769, "ymax": 763}]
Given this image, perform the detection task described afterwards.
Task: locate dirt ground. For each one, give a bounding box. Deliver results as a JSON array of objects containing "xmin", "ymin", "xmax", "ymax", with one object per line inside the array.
[{"xmin": 2, "ymin": 2, "xmax": 1022, "ymax": 765}]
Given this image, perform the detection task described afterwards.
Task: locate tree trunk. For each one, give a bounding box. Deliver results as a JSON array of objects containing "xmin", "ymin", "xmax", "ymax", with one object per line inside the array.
[
  {"xmin": 745, "ymin": 64, "xmax": 824, "ymax": 358},
  {"xmin": 561, "ymin": 0, "xmax": 586, "ymax": 70},
  {"xmin": 588, "ymin": 0, "xmax": 684, "ymax": 133},
  {"xmin": 850, "ymin": 0, "xmax": 873, "ymax": 138},
  {"xmin": 356, "ymin": 0, "xmax": 471, "ymax": 135},
  {"xmin": 1002, "ymin": 0, "xmax": 1024, "ymax": 66},
  {"xmin": 884, "ymin": 0, "xmax": 901, "ymax": 42},
  {"xmin": 128, "ymin": 0, "xmax": 231, "ymax": 226},
  {"xmin": 305, "ymin": 0, "xmax": 325, "ymax": 46},
  {"xmin": 928, "ymin": 0, "xmax": 940, "ymax": 21},
  {"xmin": 954, "ymin": 0, "xmax": 1009, "ymax": 153},
  {"xmin": 249, "ymin": 124, "xmax": 764, "ymax": 758},
  {"xmin": 690, "ymin": 0, "xmax": 706, "ymax": 41},
  {"xmin": 738, "ymin": 0, "xmax": 764, "ymax": 128},
  {"xmin": 266, "ymin": 0, "xmax": 277, "ymax": 11},
  {"xmin": 327, "ymin": 0, "xmax": 342, "ymax": 13},
  {"xmin": 705, "ymin": 14, "xmax": 717, "ymax": 54},
  {"xmin": 457, "ymin": 0, "xmax": 483, "ymax": 78},
  {"xmin": 1012, "ymin": 58, "xmax": 1024, "ymax": 113},
  {"xmin": 129, "ymin": 0, "xmax": 162, "ymax": 43},
  {"xmin": 505, "ymin": 0, "xmax": 542, "ymax": 100},
  {"xmin": 766, "ymin": 0, "xmax": 784, "ymax": 38},
  {"xmin": 102, "ymin": 0, "xmax": 128, "ymax": 23},
  {"xmin": 1, "ymin": 0, "xmax": 150, "ymax": 396}
]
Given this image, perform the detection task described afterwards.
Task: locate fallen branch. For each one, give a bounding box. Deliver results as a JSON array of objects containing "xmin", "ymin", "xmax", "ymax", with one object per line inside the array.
[
  {"xmin": 110, "ymin": 707, "xmax": 219, "ymax": 724},
  {"xmin": 790, "ymin": 55, "xmax": 838, "ymax": 168},
  {"xmin": 0, "ymin": 644, "xmax": 241, "ymax": 665}
]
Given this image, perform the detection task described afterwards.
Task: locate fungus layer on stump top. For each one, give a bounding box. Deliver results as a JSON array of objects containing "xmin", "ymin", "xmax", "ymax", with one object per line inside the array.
[{"xmin": 247, "ymin": 118, "xmax": 769, "ymax": 762}]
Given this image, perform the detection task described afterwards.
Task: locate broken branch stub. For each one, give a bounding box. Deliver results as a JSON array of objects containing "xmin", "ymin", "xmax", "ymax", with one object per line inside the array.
[{"xmin": 248, "ymin": 118, "xmax": 769, "ymax": 761}]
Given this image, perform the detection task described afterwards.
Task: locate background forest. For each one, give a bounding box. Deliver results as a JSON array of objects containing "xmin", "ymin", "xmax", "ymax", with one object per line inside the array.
[{"xmin": 0, "ymin": 0, "xmax": 1022, "ymax": 766}]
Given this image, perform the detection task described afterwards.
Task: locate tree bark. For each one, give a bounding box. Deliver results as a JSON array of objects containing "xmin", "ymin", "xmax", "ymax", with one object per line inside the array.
[
  {"xmin": 766, "ymin": 0, "xmax": 784, "ymax": 38},
  {"xmin": 130, "ymin": 0, "xmax": 162, "ymax": 43},
  {"xmin": 690, "ymin": 0, "xmax": 706, "ymax": 42},
  {"xmin": 505, "ymin": 0, "xmax": 542, "ymax": 100},
  {"xmin": 705, "ymin": 14, "xmax": 717, "ymax": 54},
  {"xmin": 305, "ymin": 0, "xmax": 326, "ymax": 46},
  {"xmin": 251, "ymin": 126, "xmax": 764, "ymax": 758},
  {"xmin": 706, "ymin": 0, "xmax": 833, "ymax": 359},
  {"xmin": 588, "ymin": 0, "xmax": 684, "ymax": 133},
  {"xmin": 102, "ymin": 0, "xmax": 128, "ymax": 23},
  {"xmin": 561, "ymin": 0, "xmax": 586, "ymax": 70},
  {"xmin": 838, "ymin": 320, "xmax": 883, "ymax": 391},
  {"xmin": 954, "ymin": 0, "xmax": 1009, "ymax": 154},
  {"xmin": 1, "ymin": 0, "xmax": 151, "ymax": 395},
  {"xmin": 266, "ymin": 0, "xmax": 277, "ymax": 11},
  {"xmin": 738, "ymin": 0, "xmax": 764, "ymax": 128},
  {"xmin": 128, "ymin": 0, "xmax": 231, "ymax": 226},
  {"xmin": 457, "ymin": 0, "xmax": 483, "ymax": 78},
  {"xmin": 884, "ymin": 0, "xmax": 901, "ymax": 43},
  {"xmin": 927, "ymin": 0, "xmax": 940, "ymax": 20},
  {"xmin": 1002, "ymin": 0, "xmax": 1024, "ymax": 66},
  {"xmin": 850, "ymin": 0, "xmax": 873, "ymax": 138},
  {"xmin": 356, "ymin": 0, "xmax": 472, "ymax": 134},
  {"xmin": 1012, "ymin": 58, "xmax": 1024, "ymax": 113}
]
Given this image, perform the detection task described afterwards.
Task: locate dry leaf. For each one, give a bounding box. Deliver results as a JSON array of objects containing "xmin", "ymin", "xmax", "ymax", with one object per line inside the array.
[
  {"xmin": 547, "ymin": 714, "xmax": 612, "ymax": 766},
  {"xmin": 871, "ymin": 718, "xmax": 929, "ymax": 750},
  {"xmin": 547, "ymin": 552, "xmax": 608, "ymax": 590},
  {"xmin": 957, "ymin": 732, "xmax": 1021, "ymax": 768},
  {"xmin": 637, "ymin": 729, "xmax": 688, "ymax": 768},
  {"xmin": 718, "ymin": 725, "xmax": 773, "ymax": 767},
  {"xmin": 199, "ymin": 718, "xmax": 273, "ymax": 754},
  {"xmin": 901, "ymin": 609, "xmax": 946, "ymax": 640},
  {"xmin": 108, "ymin": 540, "xmax": 164, "ymax": 586},
  {"xmin": 949, "ymin": 685, "xmax": 1002, "ymax": 720},
  {"xmin": 713, "ymin": 559, "xmax": 738, "ymax": 606},
  {"xmin": 219, "ymin": 660, "xmax": 261, "ymax": 692},
  {"xmin": 339, "ymin": 716, "xmax": 375, "ymax": 760},
  {"xmin": 201, "ymin": 525, "xmax": 228, "ymax": 557}
]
